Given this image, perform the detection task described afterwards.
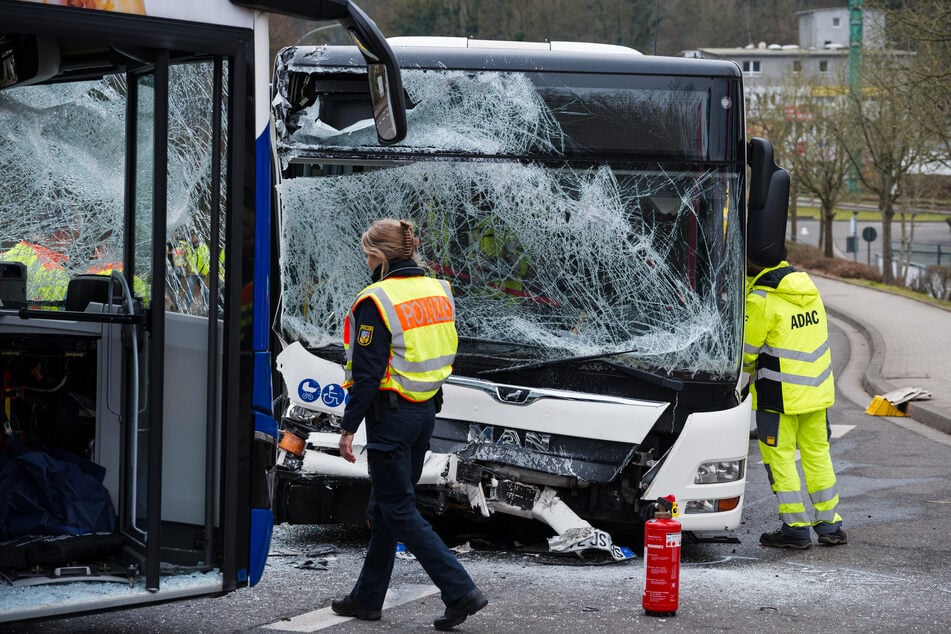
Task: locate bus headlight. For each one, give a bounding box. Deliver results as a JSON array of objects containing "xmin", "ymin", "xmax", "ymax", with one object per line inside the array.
[
  {"xmin": 683, "ymin": 496, "xmax": 741, "ymax": 513},
  {"xmin": 283, "ymin": 404, "xmax": 341, "ymax": 433},
  {"xmin": 694, "ymin": 459, "xmax": 744, "ymax": 484}
]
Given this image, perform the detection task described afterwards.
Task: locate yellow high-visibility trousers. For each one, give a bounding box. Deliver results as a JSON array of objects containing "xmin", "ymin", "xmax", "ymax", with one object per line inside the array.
[{"xmin": 756, "ymin": 409, "xmax": 843, "ymax": 536}]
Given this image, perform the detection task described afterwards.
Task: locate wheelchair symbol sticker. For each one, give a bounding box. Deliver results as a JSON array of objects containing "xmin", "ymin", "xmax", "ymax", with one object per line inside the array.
[
  {"xmin": 298, "ymin": 379, "xmax": 320, "ymax": 403},
  {"xmin": 321, "ymin": 383, "xmax": 347, "ymax": 408}
]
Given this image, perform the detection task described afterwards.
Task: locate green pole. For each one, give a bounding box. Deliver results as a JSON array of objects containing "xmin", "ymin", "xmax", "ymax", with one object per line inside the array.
[
  {"xmin": 847, "ymin": 0, "xmax": 863, "ymax": 193},
  {"xmin": 848, "ymin": 0, "xmax": 864, "ymax": 89}
]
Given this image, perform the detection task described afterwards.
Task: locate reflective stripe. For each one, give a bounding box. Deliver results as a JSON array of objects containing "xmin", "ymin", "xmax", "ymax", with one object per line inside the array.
[
  {"xmin": 391, "ymin": 353, "xmax": 456, "ymax": 373},
  {"xmin": 780, "ymin": 510, "xmax": 811, "ymax": 526},
  {"xmin": 755, "ymin": 363, "xmax": 832, "ymax": 387},
  {"xmin": 760, "ymin": 340, "xmax": 829, "ymax": 363},
  {"xmin": 809, "ymin": 485, "xmax": 839, "ymax": 505},
  {"xmin": 750, "ymin": 289, "xmax": 767, "ymax": 298},
  {"xmin": 743, "ymin": 342, "xmax": 762, "ymax": 355},
  {"xmin": 775, "ymin": 491, "xmax": 803, "ymax": 505},
  {"xmin": 814, "ymin": 508, "xmax": 838, "ymax": 522},
  {"xmin": 362, "ymin": 287, "xmax": 406, "ymax": 348},
  {"xmin": 776, "ymin": 488, "xmax": 810, "ymax": 527},
  {"xmin": 390, "ymin": 373, "xmax": 444, "ymax": 393}
]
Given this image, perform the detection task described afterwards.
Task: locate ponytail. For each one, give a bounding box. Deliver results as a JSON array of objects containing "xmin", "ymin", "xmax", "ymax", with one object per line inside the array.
[{"xmin": 361, "ymin": 218, "xmax": 422, "ymax": 276}]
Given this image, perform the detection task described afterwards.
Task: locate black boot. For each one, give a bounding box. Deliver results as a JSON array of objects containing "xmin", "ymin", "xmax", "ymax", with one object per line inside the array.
[
  {"xmin": 818, "ymin": 527, "xmax": 848, "ymax": 546},
  {"xmin": 331, "ymin": 595, "xmax": 382, "ymax": 621},
  {"xmin": 434, "ymin": 587, "xmax": 488, "ymax": 631},
  {"xmin": 760, "ymin": 526, "xmax": 811, "ymax": 550}
]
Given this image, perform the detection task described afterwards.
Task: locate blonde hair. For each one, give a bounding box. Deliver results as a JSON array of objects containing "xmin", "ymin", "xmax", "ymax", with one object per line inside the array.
[{"xmin": 360, "ymin": 218, "xmax": 421, "ymax": 276}]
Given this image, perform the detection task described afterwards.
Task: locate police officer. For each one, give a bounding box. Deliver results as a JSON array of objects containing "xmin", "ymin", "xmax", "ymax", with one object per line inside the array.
[
  {"xmin": 332, "ymin": 219, "xmax": 488, "ymax": 630},
  {"xmin": 745, "ymin": 255, "xmax": 847, "ymax": 549}
]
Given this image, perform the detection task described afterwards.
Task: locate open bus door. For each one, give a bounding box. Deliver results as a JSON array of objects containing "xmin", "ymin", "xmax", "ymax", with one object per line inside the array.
[
  {"xmin": 0, "ymin": 11, "xmax": 250, "ymax": 618},
  {"xmin": 0, "ymin": 0, "xmax": 403, "ymax": 622}
]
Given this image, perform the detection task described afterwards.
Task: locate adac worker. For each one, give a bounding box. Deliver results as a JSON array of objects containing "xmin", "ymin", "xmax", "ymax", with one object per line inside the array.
[
  {"xmin": 744, "ymin": 258, "xmax": 848, "ymax": 549},
  {"xmin": 331, "ymin": 218, "xmax": 488, "ymax": 631}
]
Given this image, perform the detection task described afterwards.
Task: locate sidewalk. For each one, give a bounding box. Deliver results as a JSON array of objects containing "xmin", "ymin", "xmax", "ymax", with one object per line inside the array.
[{"xmin": 813, "ymin": 275, "xmax": 951, "ymax": 435}]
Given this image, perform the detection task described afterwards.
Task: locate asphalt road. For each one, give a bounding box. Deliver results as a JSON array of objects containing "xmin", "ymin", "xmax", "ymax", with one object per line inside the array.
[{"xmin": 10, "ymin": 318, "xmax": 951, "ymax": 633}]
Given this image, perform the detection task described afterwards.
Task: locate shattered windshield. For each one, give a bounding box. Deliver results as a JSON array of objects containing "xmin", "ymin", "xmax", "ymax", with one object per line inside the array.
[
  {"xmin": 0, "ymin": 63, "xmax": 226, "ymax": 315},
  {"xmin": 275, "ymin": 64, "xmax": 744, "ymax": 380}
]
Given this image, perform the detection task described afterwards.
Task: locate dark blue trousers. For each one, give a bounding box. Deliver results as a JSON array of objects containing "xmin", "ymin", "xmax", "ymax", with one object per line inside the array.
[{"xmin": 350, "ymin": 398, "xmax": 475, "ymax": 610}]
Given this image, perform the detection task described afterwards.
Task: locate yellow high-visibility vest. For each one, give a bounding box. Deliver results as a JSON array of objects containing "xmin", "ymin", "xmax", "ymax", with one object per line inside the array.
[
  {"xmin": 343, "ymin": 275, "xmax": 457, "ymax": 402},
  {"xmin": 185, "ymin": 241, "xmax": 210, "ymax": 277},
  {"xmin": 1, "ymin": 241, "xmax": 69, "ymax": 302}
]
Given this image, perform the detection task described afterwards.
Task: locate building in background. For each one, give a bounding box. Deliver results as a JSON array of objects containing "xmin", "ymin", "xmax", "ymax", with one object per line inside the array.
[{"xmin": 681, "ymin": 7, "xmax": 885, "ymax": 88}]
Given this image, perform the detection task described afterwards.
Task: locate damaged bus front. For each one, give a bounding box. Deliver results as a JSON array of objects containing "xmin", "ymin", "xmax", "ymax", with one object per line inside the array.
[{"xmin": 271, "ymin": 38, "xmax": 789, "ymax": 556}]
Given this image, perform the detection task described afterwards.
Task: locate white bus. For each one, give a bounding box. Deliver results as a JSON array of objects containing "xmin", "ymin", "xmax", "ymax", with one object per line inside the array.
[
  {"xmin": 270, "ymin": 36, "xmax": 789, "ymax": 557},
  {"xmin": 0, "ymin": 0, "xmax": 402, "ymax": 622}
]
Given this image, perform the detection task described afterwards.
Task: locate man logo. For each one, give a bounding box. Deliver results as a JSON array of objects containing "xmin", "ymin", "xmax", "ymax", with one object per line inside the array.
[{"xmin": 357, "ymin": 324, "xmax": 374, "ymax": 346}]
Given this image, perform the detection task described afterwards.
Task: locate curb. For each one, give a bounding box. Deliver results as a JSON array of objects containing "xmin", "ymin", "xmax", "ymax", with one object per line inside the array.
[{"xmin": 827, "ymin": 306, "xmax": 951, "ymax": 436}]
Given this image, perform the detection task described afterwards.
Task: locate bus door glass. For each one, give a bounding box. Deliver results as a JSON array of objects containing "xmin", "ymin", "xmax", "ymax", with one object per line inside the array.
[
  {"xmin": 126, "ymin": 56, "xmax": 231, "ymax": 586},
  {"xmin": 0, "ymin": 38, "xmax": 232, "ymax": 591},
  {"xmin": 125, "ymin": 69, "xmax": 155, "ymax": 550}
]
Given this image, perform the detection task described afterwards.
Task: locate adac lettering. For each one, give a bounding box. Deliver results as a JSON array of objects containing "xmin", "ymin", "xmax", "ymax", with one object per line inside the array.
[{"xmin": 790, "ymin": 310, "xmax": 820, "ymax": 329}]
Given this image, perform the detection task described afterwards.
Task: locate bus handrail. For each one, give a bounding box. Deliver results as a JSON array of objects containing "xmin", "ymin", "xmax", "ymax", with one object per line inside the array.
[{"xmin": 17, "ymin": 308, "xmax": 147, "ymax": 326}]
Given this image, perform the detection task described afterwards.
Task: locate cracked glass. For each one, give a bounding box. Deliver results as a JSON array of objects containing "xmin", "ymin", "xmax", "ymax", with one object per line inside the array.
[{"xmin": 275, "ymin": 62, "xmax": 744, "ymax": 380}]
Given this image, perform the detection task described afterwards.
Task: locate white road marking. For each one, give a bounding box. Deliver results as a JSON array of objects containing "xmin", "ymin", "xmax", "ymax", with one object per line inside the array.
[
  {"xmin": 261, "ymin": 583, "xmax": 439, "ymax": 632},
  {"xmin": 830, "ymin": 424, "xmax": 854, "ymax": 438}
]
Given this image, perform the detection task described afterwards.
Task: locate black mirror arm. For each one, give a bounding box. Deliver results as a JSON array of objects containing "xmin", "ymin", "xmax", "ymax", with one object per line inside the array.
[
  {"xmin": 341, "ymin": 2, "xmax": 407, "ymax": 144},
  {"xmin": 229, "ymin": 0, "xmax": 407, "ymax": 145}
]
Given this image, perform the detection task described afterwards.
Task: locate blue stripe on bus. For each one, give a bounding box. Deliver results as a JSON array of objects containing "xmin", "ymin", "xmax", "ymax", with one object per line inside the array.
[
  {"xmin": 248, "ymin": 124, "xmax": 275, "ymax": 589},
  {"xmin": 253, "ymin": 352, "xmax": 275, "ymax": 432},
  {"xmin": 252, "ymin": 124, "xmax": 270, "ymax": 354},
  {"xmin": 249, "ymin": 507, "xmax": 274, "ymax": 586}
]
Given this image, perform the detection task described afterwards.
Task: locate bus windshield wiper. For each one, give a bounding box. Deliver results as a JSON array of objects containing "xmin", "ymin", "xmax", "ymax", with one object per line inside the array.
[
  {"xmin": 455, "ymin": 336, "xmax": 543, "ymax": 360},
  {"xmin": 478, "ymin": 348, "xmax": 684, "ymax": 392}
]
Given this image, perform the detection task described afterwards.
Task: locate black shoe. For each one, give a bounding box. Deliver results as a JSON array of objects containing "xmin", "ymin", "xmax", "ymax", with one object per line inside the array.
[
  {"xmin": 331, "ymin": 595, "xmax": 382, "ymax": 621},
  {"xmin": 434, "ymin": 588, "xmax": 488, "ymax": 631},
  {"xmin": 818, "ymin": 528, "xmax": 848, "ymax": 546},
  {"xmin": 760, "ymin": 527, "xmax": 811, "ymax": 550}
]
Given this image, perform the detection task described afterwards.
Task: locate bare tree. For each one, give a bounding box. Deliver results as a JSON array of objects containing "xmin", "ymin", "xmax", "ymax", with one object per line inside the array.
[
  {"xmin": 746, "ymin": 88, "xmax": 798, "ymax": 240},
  {"xmin": 837, "ymin": 47, "xmax": 931, "ymax": 285},
  {"xmin": 788, "ymin": 83, "xmax": 853, "ymax": 258},
  {"xmin": 881, "ymin": 0, "xmax": 951, "ymax": 169},
  {"xmin": 745, "ymin": 54, "xmax": 855, "ymax": 255}
]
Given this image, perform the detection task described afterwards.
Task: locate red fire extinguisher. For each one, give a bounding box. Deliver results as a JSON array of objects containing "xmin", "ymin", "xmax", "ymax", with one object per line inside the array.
[{"xmin": 642, "ymin": 495, "xmax": 681, "ymax": 617}]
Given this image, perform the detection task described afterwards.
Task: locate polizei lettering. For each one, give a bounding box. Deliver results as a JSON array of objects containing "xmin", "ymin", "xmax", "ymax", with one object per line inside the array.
[
  {"xmin": 395, "ymin": 294, "xmax": 453, "ymax": 331},
  {"xmin": 790, "ymin": 310, "xmax": 820, "ymax": 329}
]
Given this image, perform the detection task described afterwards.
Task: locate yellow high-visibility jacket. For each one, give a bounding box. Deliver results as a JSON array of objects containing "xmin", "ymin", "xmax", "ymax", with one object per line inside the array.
[
  {"xmin": 343, "ymin": 275, "xmax": 457, "ymax": 402},
  {"xmin": 1, "ymin": 241, "xmax": 69, "ymax": 302},
  {"xmin": 744, "ymin": 261, "xmax": 835, "ymax": 414}
]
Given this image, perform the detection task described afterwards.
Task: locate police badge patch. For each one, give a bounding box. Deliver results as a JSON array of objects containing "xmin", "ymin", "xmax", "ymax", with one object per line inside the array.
[{"xmin": 357, "ymin": 324, "xmax": 374, "ymax": 346}]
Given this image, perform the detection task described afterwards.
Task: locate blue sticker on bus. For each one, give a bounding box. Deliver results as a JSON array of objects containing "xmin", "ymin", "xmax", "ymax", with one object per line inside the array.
[
  {"xmin": 298, "ymin": 379, "xmax": 320, "ymax": 403},
  {"xmin": 321, "ymin": 383, "xmax": 347, "ymax": 408}
]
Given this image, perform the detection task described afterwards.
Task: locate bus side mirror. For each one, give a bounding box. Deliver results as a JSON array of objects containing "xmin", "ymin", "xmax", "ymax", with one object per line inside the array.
[
  {"xmin": 747, "ymin": 137, "xmax": 789, "ymax": 268},
  {"xmin": 0, "ymin": 34, "xmax": 59, "ymax": 90},
  {"xmin": 343, "ymin": 3, "xmax": 406, "ymax": 145},
  {"xmin": 230, "ymin": 0, "xmax": 406, "ymax": 145}
]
